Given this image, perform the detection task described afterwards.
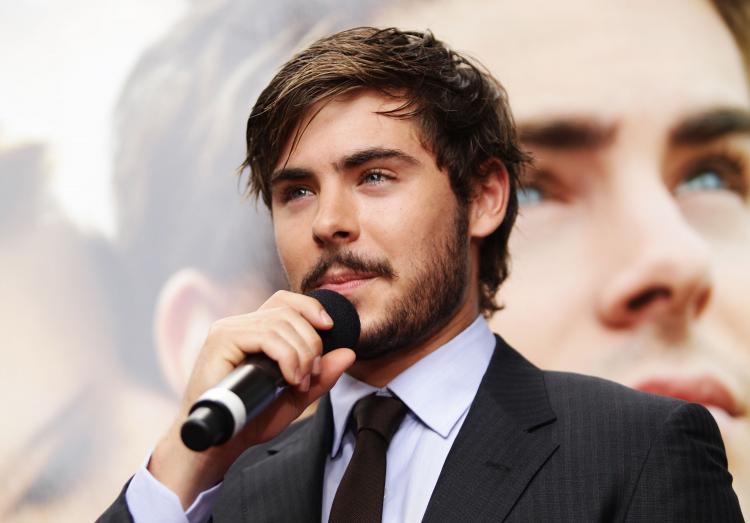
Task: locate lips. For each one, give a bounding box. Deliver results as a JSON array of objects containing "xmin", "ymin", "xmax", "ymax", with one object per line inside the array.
[
  {"xmin": 313, "ymin": 270, "xmax": 379, "ymax": 293},
  {"xmin": 633, "ymin": 376, "xmax": 745, "ymax": 417}
]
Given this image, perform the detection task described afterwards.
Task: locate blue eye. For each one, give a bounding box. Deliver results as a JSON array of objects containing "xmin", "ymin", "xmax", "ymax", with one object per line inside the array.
[
  {"xmin": 362, "ymin": 170, "xmax": 389, "ymax": 184},
  {"xmin": 676, "ymin": 170, "xmax": 727, "ymax": 194},
  {"xmin": 675, "ymin": 152, "xmax": 749, "ymax": 198},
  {"xmin": 518, "ymin": 186, "xmax": 544, "ymax": 205},
  {"xmin": 285, "ymin": 186, "xmax": 314, "ymax": 201}
]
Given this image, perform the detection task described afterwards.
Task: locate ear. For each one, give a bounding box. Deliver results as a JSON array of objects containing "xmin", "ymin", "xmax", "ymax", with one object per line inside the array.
[
  {"xmin": 154, "ymin": 269, "xmax": 231, "ymax": 396},
  {"xmin": 468, "ymin": 158, "xmax": 510, "ymax": 239}
]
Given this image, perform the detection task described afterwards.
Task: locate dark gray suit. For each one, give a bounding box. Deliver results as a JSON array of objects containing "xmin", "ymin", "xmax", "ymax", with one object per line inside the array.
[{"xmin": 99, "ymin": 336, "xmax": 743, "ymax": 522}]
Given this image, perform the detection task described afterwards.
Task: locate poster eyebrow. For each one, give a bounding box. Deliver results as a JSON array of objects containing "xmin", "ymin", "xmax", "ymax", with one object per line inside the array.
[
  {"xmin": 671, "ymin": 107, "xmax": 750, "ymax": 146},
  {"xmin": 518, "ymin": 118, "xmax": 617, "ymax": 150}
]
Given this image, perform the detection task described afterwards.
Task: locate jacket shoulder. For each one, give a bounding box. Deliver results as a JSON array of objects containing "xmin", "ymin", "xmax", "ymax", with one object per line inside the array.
[
  {"xmin": 543, "ymin": 369, "xmax": 686, "ymax": 424},
  {"xmin": 513, "ymin": 370, "xmax": 741, "ymax": 520}
]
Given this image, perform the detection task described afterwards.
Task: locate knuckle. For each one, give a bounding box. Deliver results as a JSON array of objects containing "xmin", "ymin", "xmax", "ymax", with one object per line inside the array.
[
  {"xmin": 265, "ymin": 315, "xmax": 293, "ymax": 336},
  {"xmin": 303, "ymin": 336, "xmax": 321, "ymax": 357},
  {"xmin": 206, "ymin": 319, "xmax": 227, "ymax": 338},
  {"xmin": 279, "ymin": 350, "xmax": 300, "ymax": 373},
  {"xmin": 301, "ymin": 327, "xmax": 323, "ymax": 352},
  {"xmin": 279, "ymin": 305, "xmax": 297, "ymax": 319},
  {"xmin": 299, "ymin": 349, "xmax": 314, "ymax": 364},
  {"xmin": 263, "ymin": 329, "xmax": 286, "ymax": 349},
  {"xmin": 311, "ymin": 331, "xmax": 323, "ymax": 349},
  {"xmin": 271, "ymin": 289, "xmax": 293, "ymax": 302}
]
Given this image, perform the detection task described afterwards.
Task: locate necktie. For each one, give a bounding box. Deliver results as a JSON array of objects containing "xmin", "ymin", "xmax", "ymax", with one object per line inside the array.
[{"xmin": 329, "ymin": 394, "xmax": 408, "ymax": 523}]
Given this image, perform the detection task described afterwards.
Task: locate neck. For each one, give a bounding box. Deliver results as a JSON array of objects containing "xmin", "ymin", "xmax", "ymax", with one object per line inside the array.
[{"xmin": 346, "ymin": 299, "xmax": 479, "ymax": 388}]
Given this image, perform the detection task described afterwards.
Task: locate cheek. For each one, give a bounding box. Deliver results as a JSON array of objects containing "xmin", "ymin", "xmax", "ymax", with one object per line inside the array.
[
  {"xmin": 491, "ymin": 209, "xmax": 602, "ymax": 367},
  {"xmin": 273, "ymin": 222, "xmax": 308, "ymax": 285},
  {"xmin": 361, "ymin": 194, "xmax": 440, "ymax": 254},
  {"xmin": 272, "ymin": 206, "xmax": 315, "ymax": 255},
  {"xmin": 504, "ymin": 207, "xmax": 597, "ymax": 305},
  {"xmin": 681, "ymin": 194, "xmax": 750, "ymax": 240},
  {"xmin": 684, "ymin": 200, "xmax": 750, "ymax": 338},
  {"xmin": 711, "ymin": 241, "xmax": 750, "ymax": 340}
]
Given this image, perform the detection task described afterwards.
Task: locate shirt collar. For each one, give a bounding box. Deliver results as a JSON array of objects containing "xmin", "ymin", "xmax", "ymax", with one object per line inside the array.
[{"xmin": 328, "ymin": 315, "xmax": 496, "ymax": 457}]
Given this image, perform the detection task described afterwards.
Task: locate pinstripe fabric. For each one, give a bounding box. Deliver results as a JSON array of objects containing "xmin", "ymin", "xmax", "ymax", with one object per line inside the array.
[
  {"xmin": 97, "ymin": 480, "xmax": 134, "ymax": 523},
  {"xmin": 98, "ymin": 336, "xmax": 743, "ymax": 522},
  {"xmin": 425, "ymin": 362, "xmax": 743, "ymax": 523},
  {"xmin": 214, "ymin": 401, "xmax": 331, "ymax": 522}
]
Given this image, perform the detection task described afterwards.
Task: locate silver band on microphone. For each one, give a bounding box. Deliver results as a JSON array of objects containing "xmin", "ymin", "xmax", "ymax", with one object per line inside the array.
[{"xmin": 195, "ymin": 387, "xmax": 247, "ymax": 437}]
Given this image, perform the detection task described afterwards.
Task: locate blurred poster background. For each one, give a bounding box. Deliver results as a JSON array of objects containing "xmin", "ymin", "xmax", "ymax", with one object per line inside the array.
[
  {"xmin": 0, "ymin": 0, "xmax": 185, "ymax": 235},
  {"xmin": 1, "ymin": 2, "xmax": 185, "ymax": 521},
  {"xmin": 1, "ymin": 0, "xmax": 748, "ymax": 520}
]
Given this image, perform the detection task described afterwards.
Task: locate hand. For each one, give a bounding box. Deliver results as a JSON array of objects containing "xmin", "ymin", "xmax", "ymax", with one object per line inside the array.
[{"xmin": 148, "ymin": 290, "xmax": 357, "ymax": 508}]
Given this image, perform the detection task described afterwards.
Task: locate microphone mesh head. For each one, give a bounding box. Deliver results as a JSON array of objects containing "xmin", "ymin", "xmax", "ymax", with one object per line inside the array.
[{"xmin": 307, "ymin": 289, "xmax": 361, "ymax": 353}]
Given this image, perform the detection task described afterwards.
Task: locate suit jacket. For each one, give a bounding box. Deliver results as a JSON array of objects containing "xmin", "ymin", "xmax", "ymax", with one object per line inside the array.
[{"xmin": 99, "ymin": 336, "xmax": 743, "ymax": 522}]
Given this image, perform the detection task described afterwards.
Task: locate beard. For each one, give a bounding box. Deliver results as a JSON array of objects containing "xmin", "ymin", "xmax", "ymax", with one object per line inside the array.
[{"xmin": 298, "ymin": 205, "xmax": 470, "ymax": 360}]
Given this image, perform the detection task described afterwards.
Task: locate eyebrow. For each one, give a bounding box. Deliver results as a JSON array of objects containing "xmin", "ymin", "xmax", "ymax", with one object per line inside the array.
[
  {"xmin": 270, "ymin": 147, "xmax": 420, "ymax": 185},
  {"xmin": 671, "ymin": 107, "xmax": 750, "ymax": 146},
  {"xmin": 518, "ymin": 118, "xmax": 617, "ymax": 150},
  {"xmin": 270, "ymin": 167, "xmax": 313, "ymax": 186},
  {"xmin": 337, "ymin": 147, "xmax": 421, "ymax": 170}
]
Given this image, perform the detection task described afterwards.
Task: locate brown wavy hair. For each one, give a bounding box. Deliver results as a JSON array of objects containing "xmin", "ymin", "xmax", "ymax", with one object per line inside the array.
[
  {"xmin": 713, "ymin": 0, "xmax": 750, "ymax": 77},
  {"xmin": 242, "ymin": 27, "xmax": 529, "ymax": 315}
]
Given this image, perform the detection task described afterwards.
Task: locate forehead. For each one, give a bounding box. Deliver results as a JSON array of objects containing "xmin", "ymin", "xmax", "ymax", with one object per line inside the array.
[
  {"xmin": 274, "ymin": 90, "xmax": 431, "ymax": 171},
  {"xmin": 376, "ymin": 0, "xmax": 749, "ymax": 124}
]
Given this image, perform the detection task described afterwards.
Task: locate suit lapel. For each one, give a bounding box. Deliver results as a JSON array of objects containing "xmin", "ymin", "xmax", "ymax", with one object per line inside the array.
[
  {"xmin": 237, "ymin": 398, "xmax": 332, "ymax": 523},
  {"xmin": 422, "ymin": 336, "xmax": 559, "ymax": 522}
]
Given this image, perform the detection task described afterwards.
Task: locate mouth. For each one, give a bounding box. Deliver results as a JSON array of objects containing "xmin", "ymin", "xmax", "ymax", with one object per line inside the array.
[
  {"xmin": 632, "ymin": 375, "xmax": 746, "ymax": 418},
  {"xmin": 312, "ymin": 270, "xmax": 379, "ymax": 294}
]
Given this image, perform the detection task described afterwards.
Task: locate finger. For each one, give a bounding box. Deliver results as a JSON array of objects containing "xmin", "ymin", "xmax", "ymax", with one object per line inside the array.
[
  {"xmin": 242, "ymin": 348, "xmax": 356, "ymax": 444},
  {"xmin": 250, "ymin": 330, "xmax": 304, "ymax": 385},
  {"xmin": 260, "ymin": 290, "xmax": 333, "ymax": 331},
  {"xmin": 275, "ymin": 307, "xmax": 324, "ymax": 371},
  {"xmin": 296, "ymin": 348, "xmax": 356, "ymax": 401},
  {"xmin": 264, "ymin": 348, "xmax": 356, "ymax": 414},
  {"xmin": 221, "ymin": 312, "xmax": 321, "ymax": 379}
]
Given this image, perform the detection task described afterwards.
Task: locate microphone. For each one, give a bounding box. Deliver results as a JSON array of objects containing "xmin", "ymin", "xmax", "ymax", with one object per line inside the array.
[{"xmin": 180, "ymin": 289, "xmax": 360, "ymax": 451}]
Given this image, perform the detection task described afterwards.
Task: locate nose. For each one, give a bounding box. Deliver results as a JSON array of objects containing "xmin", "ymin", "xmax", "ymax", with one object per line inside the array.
[
  {"xmin": 595, "ymin": 181, "xmax": 713, "ymax": 334},
  {"xmin": 311, "ymin": 185, "xmax": 360, "ymax": 247}
]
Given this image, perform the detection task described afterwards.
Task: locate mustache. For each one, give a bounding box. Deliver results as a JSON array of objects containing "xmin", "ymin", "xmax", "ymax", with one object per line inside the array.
[{"xmin": 300, "ymin": 250, "xmax": 396, "ymax": 292}]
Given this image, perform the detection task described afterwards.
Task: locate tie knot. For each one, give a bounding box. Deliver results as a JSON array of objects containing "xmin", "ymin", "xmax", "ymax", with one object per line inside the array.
[{"xmin": 353, "ymin": 394, "xmax": 407, "ymax": 443}]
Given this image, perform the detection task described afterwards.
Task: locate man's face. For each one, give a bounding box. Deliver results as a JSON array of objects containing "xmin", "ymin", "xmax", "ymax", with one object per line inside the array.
[
  {"xmin": 270, "ymin": 90, "xmax": 474, "ymax": 358},
  {"xmin": 376, "ymin": 0, "xmax": 750, "ymax": 511}
]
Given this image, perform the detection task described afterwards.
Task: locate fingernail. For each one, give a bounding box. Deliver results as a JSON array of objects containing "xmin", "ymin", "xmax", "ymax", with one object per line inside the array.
[
  {"xmin": 312, "ymin": 356, "xmax": 321, "ymax": 376},
  {"xmin": 294, "ymin": 369, "xmax": 303, "ymax": 385},
  {"xmin": 320, "ymin": 309, "xmax": 333, "ymax": 326},
  {"xmin": 300, "ymin": 375, "xmax": 311, "ymax": 392}
]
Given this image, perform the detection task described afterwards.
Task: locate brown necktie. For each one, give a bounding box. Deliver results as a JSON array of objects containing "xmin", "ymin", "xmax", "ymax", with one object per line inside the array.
[{"xmin": 329, "ymin": 394, "xmax": 408, "ymax": 523}]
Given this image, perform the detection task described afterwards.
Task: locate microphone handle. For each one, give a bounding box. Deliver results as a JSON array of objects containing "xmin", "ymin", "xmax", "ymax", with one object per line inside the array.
[{"xmin": 181, "ymin": 354, "xmax": 287, "ymax": 451}]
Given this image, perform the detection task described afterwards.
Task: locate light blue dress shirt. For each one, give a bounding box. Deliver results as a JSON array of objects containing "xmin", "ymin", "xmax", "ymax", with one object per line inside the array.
[{"xmin": 127, "ymin": 315, "xmax": 496, "ymax": 523}]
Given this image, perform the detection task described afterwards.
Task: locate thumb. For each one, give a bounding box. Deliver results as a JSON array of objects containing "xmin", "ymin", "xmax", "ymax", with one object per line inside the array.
[{"xmin": 306, "ymin": 348, "xmax": 357, "ymax": 398}]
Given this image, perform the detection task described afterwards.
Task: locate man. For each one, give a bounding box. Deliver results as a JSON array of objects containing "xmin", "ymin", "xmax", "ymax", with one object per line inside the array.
[
  {"xmin": 102, "ymin": 0, "xmax": 749, "ymax": 516},
  {"xmin": 100, "ymin": 27, "xmax": 742, "ymax": 521}
]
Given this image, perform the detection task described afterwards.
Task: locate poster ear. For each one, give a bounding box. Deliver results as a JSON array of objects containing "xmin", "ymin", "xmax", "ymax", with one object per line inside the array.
[{"xmin": 154, "ymin": 268, "xmax": 228, "ymax": 396}]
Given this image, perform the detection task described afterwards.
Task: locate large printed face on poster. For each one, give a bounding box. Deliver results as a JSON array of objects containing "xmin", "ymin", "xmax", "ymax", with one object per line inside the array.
[
  {"xmin": 0, "ymin": 144, "xmax": 175, "ymax": 521},
  {"xmin": 376, "ymin": 0, "xmax": 750, "ymax": 513}
]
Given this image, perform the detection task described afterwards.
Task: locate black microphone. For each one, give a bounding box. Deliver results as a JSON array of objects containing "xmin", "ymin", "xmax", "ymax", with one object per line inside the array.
[{"xmin": 180, "ymin": 289, "xmax": 360, "ymax": 451}]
